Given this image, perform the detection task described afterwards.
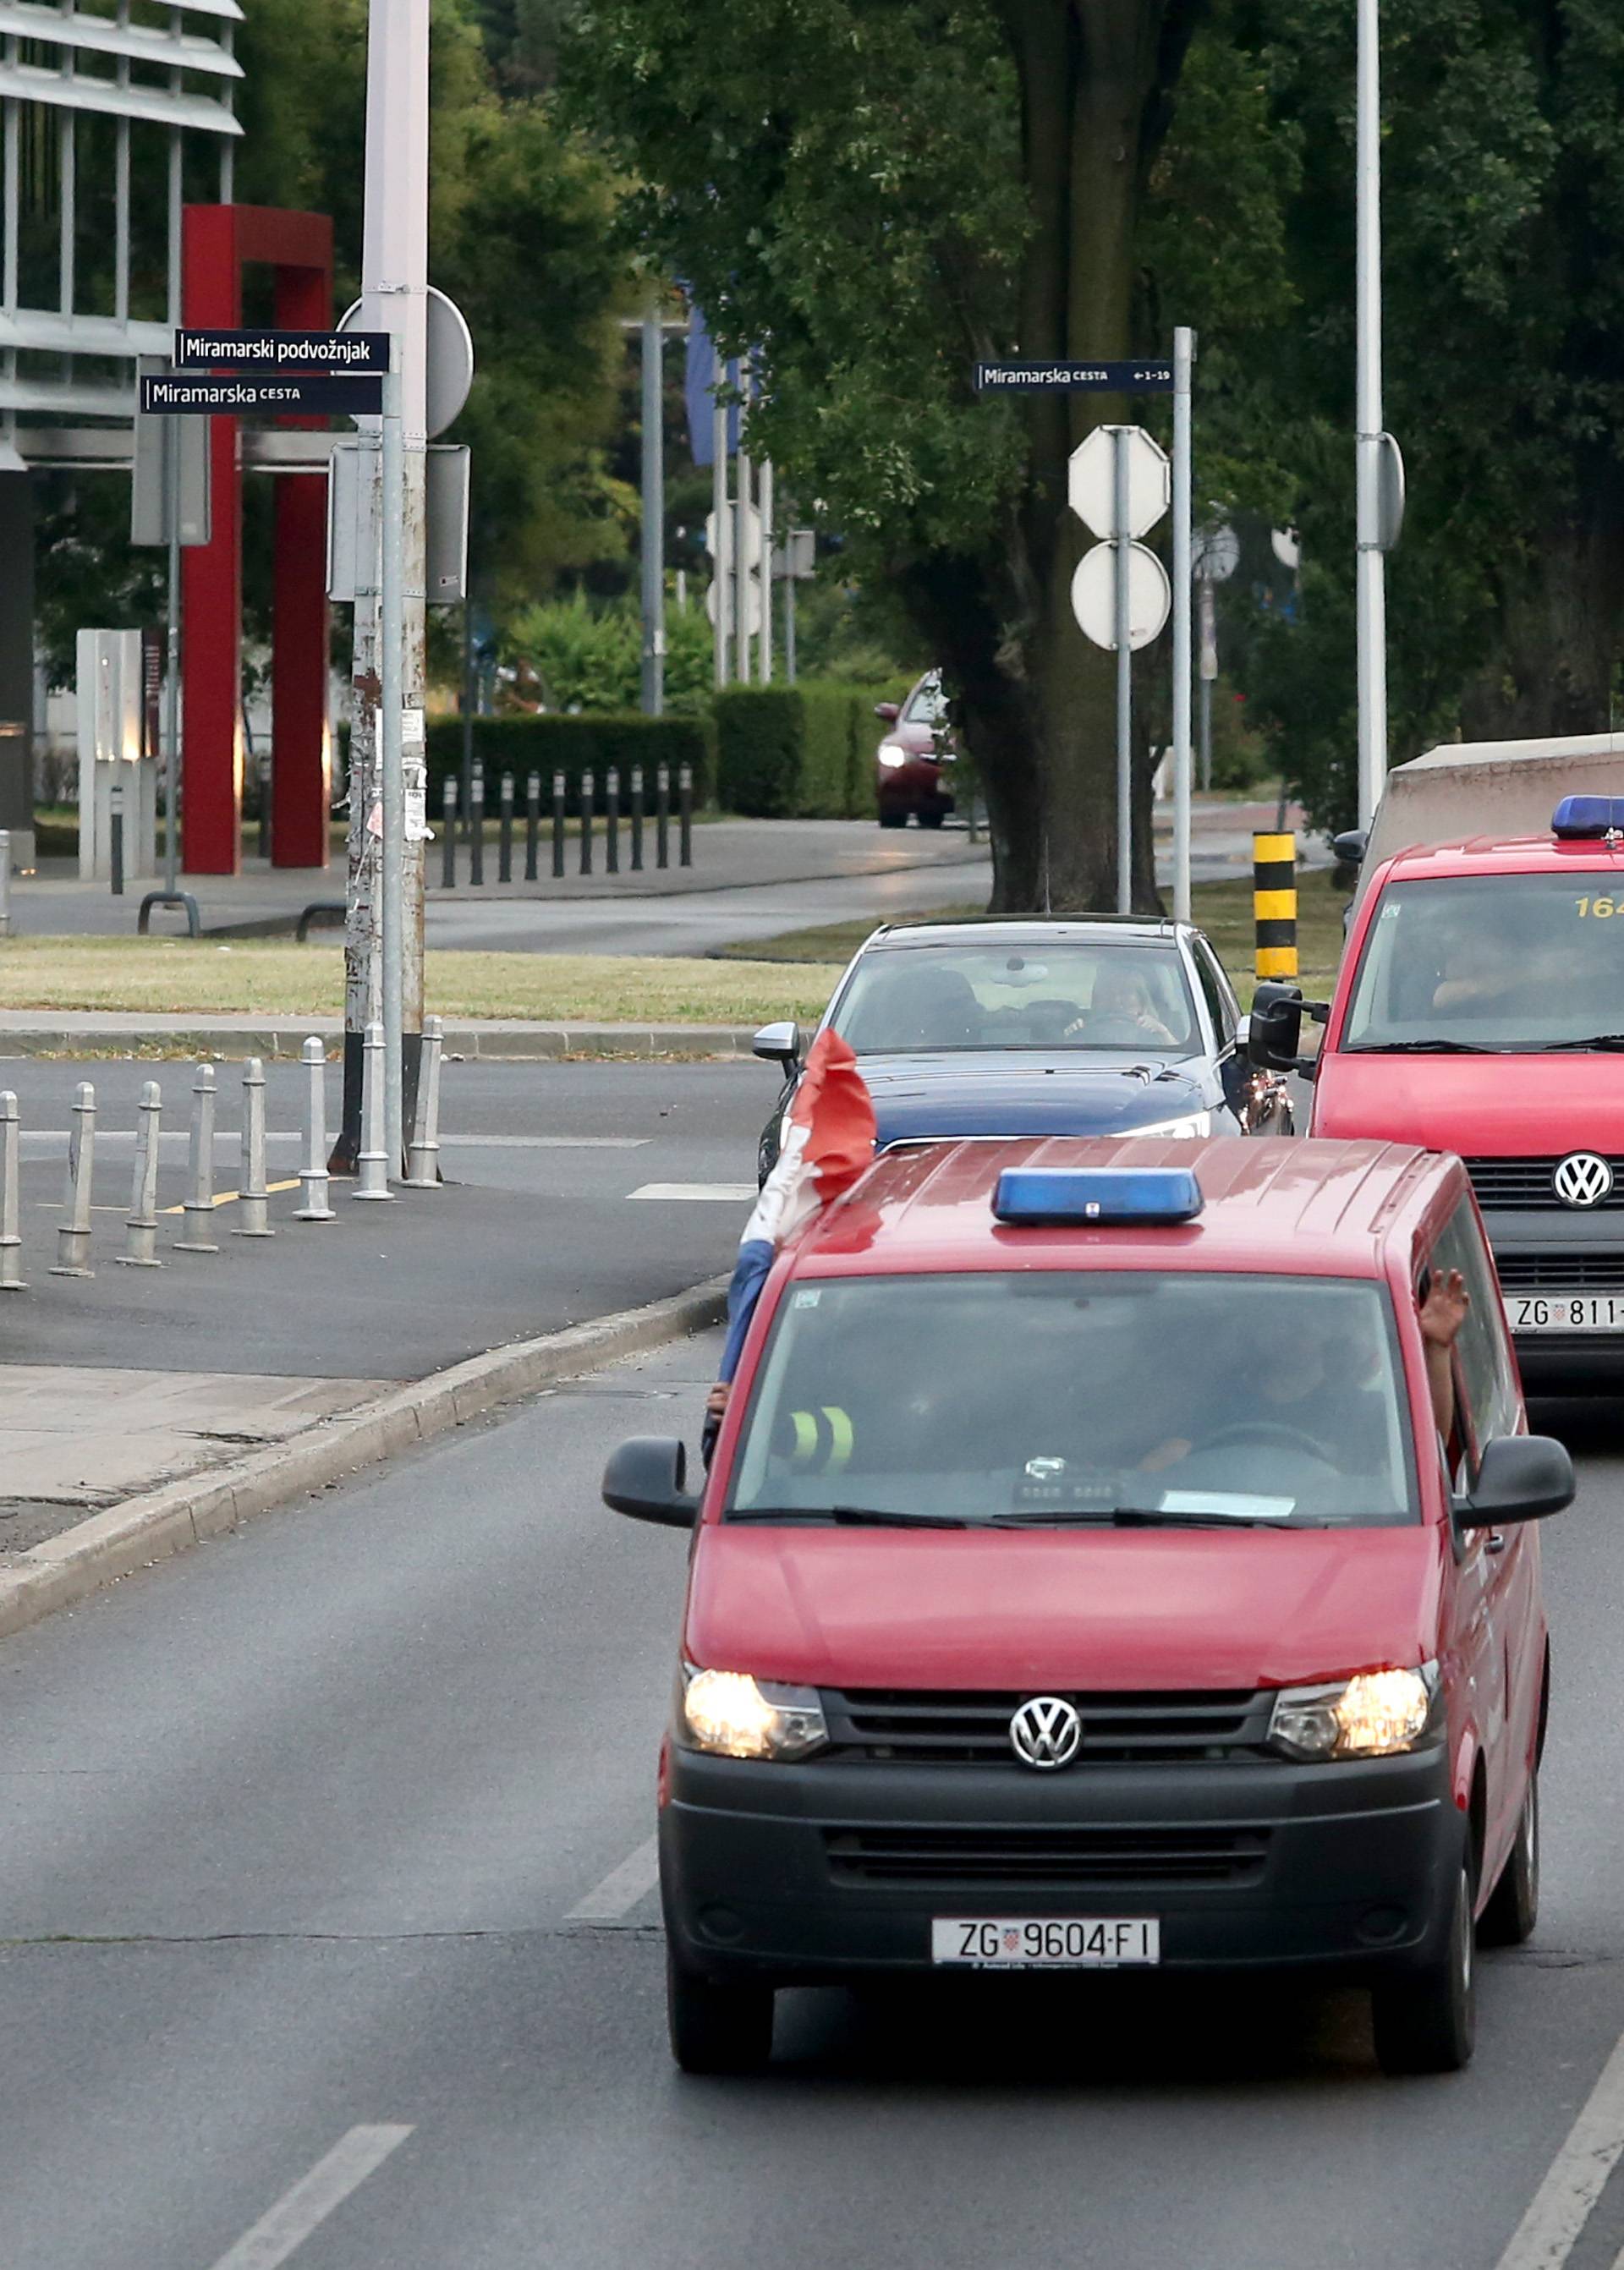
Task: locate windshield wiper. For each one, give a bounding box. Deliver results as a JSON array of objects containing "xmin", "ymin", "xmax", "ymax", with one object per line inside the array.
[
  {"xmin": 990, "ymin": 1506, "xmax": 1300, "ymax": 1530},
  {"xmin": 1539, "ymin": 1034, "xmax": 1624, "ymax": 1052},
  {"xmin": 1343, "ymin": 1039, "xmax": 1506, "ymax": 1055},
  {"xmin": 727, "ymin": 1505, "xmax": 970, "ymax": 1529}
]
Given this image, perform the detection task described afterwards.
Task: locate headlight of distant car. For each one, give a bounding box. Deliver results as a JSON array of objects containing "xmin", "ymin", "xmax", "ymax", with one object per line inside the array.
[
  {"xmin": 680, "ymin": 1665, "xmax": 828, "ymax": 1761},
  {"xmin": 1268, "ymin": 1665, "xmax": 1440, "ymax": 1761},
  {"xmin": 877, "ymin": 743, "xmax": 909, "ymax": 770},
  {"xmin": 1127, "ymin": 1110, "xmax": 1212, "ymax": 1140}
]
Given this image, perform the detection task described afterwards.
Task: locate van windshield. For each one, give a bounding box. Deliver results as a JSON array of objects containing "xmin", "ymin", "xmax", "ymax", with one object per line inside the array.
[
  {"xmin": 1345, "ymin": 871, "xmax": 1624, "ymax": 1050},
  {"xmin": 727, "ymin": 1272, "xmax": 1416, "ymax": 1528}
]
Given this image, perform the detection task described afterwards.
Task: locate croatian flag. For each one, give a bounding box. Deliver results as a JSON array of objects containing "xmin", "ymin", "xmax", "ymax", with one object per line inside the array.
[{"xmin": 718, "ymin": 1030, "xmax": 876, "ymax": 1382}]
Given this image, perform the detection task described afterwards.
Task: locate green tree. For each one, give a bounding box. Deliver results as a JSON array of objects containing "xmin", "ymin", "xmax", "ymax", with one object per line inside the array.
[{"xmin": 568, "ymin": 0, "xmax": 1204, "ymax": 909}]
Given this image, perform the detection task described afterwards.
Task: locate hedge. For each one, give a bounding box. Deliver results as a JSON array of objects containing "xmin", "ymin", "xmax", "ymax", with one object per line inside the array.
[{"xmin": 714, "ymin": 680, "xmax": 908, "ymax": 817}]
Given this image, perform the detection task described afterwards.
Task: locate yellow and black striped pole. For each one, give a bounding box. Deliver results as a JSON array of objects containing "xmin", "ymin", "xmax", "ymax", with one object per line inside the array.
[{"xmin": 1253, "ymin": 831, "xmax": 1298, "ymax": 980}]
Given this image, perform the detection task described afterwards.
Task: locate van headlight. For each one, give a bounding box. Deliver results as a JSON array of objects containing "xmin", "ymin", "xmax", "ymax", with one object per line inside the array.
[
  {"xmin": 1268, "ymin": 1665, "xmax": 1440, "ymax": 1760},
  {"xmin": 877, "ymin": 743, "xmax": 909, "ymax": 770},
  {"xmin": 680, "ymin": 1665, "xmax": 828, "ymax": 1761},
  {"xmin": 1129, "ymin": 1110, "xmax": 1211, "ymax": 1140}
]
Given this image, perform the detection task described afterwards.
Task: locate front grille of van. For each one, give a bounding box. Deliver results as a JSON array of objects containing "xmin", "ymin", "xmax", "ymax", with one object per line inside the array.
[
  {"xmin": 822, "ymin": 1824, "xmax": 1271, "ymax": 1887},
  {"xmin": 820, "ymin": 1688, "xmax": 1272, "ymax": 1766},
  {"xmin": 1466, "ymin": 1156, "xmax": 1624, "ymax": 1210},
  {"xmin": 1494, "ymin": 1253, "xmax": 1624, "ymax": 1291}
]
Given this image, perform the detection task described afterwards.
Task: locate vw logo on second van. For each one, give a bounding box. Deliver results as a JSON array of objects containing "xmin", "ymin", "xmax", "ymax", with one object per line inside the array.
[
  {"xmin": 1554, "ymin": 1152, "xmax": 1615, "ymax": 1209},
  {"xmin": 1009, "ymin": 1696, "xmax": 1082, "ymax": 1771}
]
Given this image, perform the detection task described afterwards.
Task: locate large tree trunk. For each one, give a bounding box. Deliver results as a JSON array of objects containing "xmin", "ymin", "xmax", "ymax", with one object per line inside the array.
[{"xmin": 1461, "ymin": 472, "xmax": 1624, "ymax": 741}]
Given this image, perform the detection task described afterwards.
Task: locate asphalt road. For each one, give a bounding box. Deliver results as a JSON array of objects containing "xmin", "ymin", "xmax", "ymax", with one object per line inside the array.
[
  {"xmin": 0, "ymin": 1055, "xmax": 776, "ymax": 1376},
  {"xmin": 2, "ymin": 1329, "xmax": 1624, "ymax": 2270}
]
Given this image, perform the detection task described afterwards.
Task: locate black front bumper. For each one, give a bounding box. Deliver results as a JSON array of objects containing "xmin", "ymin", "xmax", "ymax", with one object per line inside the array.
[{"xmin": 661, "ymin": 1744, "xmax": 1460, "ymax": 1988}]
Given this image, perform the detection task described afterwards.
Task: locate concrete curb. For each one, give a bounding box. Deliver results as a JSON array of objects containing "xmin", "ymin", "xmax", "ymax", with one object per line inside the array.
[
  {"xmin": 0, "ymin": 1273, "xmax": 729, "ymax": 1645},
  {"xmin": 0, "ymin": 1017, "xmax": 762, "ymax": 1061}
]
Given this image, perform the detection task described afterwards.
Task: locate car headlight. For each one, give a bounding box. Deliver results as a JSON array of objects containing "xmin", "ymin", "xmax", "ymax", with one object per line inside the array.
[
  {"xmin": 681, "ymin": 1665, "xmax": 828, "ymax": 1761},
  {"xmin": 877, "ymin": 743, "xmax": 909, "ymax": 770},
  {"xmin": 1127, "ymin": 1110, "xmax": 1211, "ymax": 1140},
  {"xmin": 1268, "ymin": 1665, "xmax": 1440, "ymax": 1761}
]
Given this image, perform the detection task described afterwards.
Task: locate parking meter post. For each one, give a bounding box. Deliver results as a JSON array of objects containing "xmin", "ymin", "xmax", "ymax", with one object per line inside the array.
[
  {"xmin": 1254, "ymin": 833, "xmax": 1299, "ymax": 981},
  {"xmin": 551, "ymin": 770, "xmax": 566, "ymax": 879},
  {"xmin": 656, "ymin": 763, "xmax": 670, "ymax": 869},
  {"xmin": 606, "ymin": 766, "xmax": 620, "ymax": 875},
  {"xmin": 525, "ymin": 771, "xmax": 540, "ymax": 882},
  {"xmin": 0, "ymin": 1090, "xmax": 25, "ymax": 1288},
  {"xmin": 234, "ymin": 1057, "xmax": 274, "ymax": 1237},
  {"xmin": 118, "ymin": 1078, "xmax": 164, "ymax": 1267},
  {"xmin": 441, "ymin": 777, "xmax": 458, "ymax": 889},
  {"xmin": 579, "ymin": 769, "xmax": 595, "ymax": 876},
  {"xmin": 679, "ymin": 763, "xmax": 694, "ymax": 868},
  {"xmin": 469, "ymin": 759, "xmax": 485, "ymax": 886},
  {"xmin": 173, "ymin": 1061, "xmax": 220, "ymax": 1253},
  {"xmin": 404, "ymin": 1012, "xmax": 443, "ymax": 1188},
  {"xmin": 294, "ymin": 1036, "xmax": 336, "ymax": 1220},
  {"xmin": 353, "ymin": 1021, "xmax": 395, "ymax": 1201},
  {"xmin": 629, "ymin": 765, "xmax": 645, "ymax": 871},
  {"xmin": 498, "ymin": 771, "xmax": 513, "ymax": 884},
  {"xmin": 50, "ymin": 1081, "xmax": 96, "ymax": 1277}
]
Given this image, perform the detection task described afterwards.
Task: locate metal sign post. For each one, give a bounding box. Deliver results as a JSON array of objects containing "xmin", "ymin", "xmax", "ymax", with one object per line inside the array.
[
  {"xmin": 1113, "ymin": 429, "xmax": 1132, "ymax": 914},
  {"xmin": 1171, "ymin": 328, "xmax": 1194, "ymax": 924},
  {"xmin": 379, "ymin": 335, "xmax": 406, "ymax": 1171},
  {"xmin": 1355, "ymin": 0, "xmax": 1386, "ymax": 829}
]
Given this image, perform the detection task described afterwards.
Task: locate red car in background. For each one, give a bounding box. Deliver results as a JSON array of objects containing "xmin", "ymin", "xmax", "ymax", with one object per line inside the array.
[{"xmin": 875, "ymin": 669, "xmax": 956, "ymax": 829}]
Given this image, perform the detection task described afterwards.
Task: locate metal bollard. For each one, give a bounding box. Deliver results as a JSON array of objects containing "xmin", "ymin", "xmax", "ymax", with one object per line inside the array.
[
  {"xmin": 679, "ymin": 761, "xmax": 694, "ymax": 868},
  {"xmin": 525, "ymin": 770, "xmax": 540, "ymax": 882},
  {"xmin": 442, "ymin": 777, "xmax": 458, "ymax": 889},
  {"xmin": 117, "ymin": 1079, "xmax": 164, "ymax": 1268},
  {"xmin": 551, "ymin": 770, "xmax": 566, "ymax": 879},
  {"xmin": 499, "ymin": 771, "xmax": 514, "ymax": 883},
  {"xmin": 50, "ymin": 1080, "xmax": 96, "ymax": 1276},
  {"xmin": 606, "ymin": 765, "xmax": 620, "ymax": 875},
  {"xmin": 0, "ymin": 826, "xmax": 13, "ymax": 937},
  {"xmin": 405, "ymin": 1013, "xmax": 443, "ymax": 1188},
  {"xmin": 656, "ymin": 762, "xmax": 671, "ymax": 869},
  {"xmin": 234, "ymin": 1057, "xmax": 275, "ymax": 1237},
  {"xmin": 109, "ymin": 781, "xmax": 125, "ymax": 896},
  {"xmin": 0, "ymin": 1089, "xmax": 25, "ymax": 1289},
  {"xmin": 629, "ymin": 765, "xmax": 645, "ymax": 871},
  {"xmin": 1253, "ymin": 831, "xmax": 1298, "ymax": 980},
  {"xmin": 352, "ymin": 1022, "xmax": 395, "ymax": 1200},
  {"xmin": 579, "ymin": 768, "xmax": 595, "ymax": 875},
  {"xmin": 469, "ymin": 759, "xmax": 486, "ymax": 886},
  {"xmin": 173, "ymin": 1061, "xmax": 220, "ymax": 1253},
  {"xmin": 294, "ymin": 1037, "xmax": 336, "ymax": 1220}
]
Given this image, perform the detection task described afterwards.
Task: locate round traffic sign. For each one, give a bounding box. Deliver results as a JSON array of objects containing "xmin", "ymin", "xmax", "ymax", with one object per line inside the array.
[
  {"xmin": 1071, "ymin": 540, "xmax": 1171, "ymax": 651},
  {"xmin": 705, "ymin": 574, "xmax": 763, "ymax": 637},
  {"xmin": 336, "ymin": 287, "xmax": 475, "ymax": 438},
  {"xmin": 1194, "ymin": 522, "xmax": 1240, "ymax": 582},
  {"xmin": 1067, "ymin": 425, "xmax": 1171, "ymax": 540}
]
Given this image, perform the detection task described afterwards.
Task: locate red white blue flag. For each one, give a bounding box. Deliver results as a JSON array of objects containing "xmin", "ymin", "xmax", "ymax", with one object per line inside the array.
[{"xmin": 718, "ymin": 1029, "xmax": 876, "ymax": 1380}]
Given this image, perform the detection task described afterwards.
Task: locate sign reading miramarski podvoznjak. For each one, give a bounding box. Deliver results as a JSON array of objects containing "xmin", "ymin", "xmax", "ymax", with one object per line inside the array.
[{"xmin": 138, "ymin": 326, "xmax": 392, "ymax": 417}]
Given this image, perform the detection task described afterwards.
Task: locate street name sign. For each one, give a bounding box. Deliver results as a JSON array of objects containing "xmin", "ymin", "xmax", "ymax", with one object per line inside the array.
[
  {"xmin": 174, "ymin": 326, "xmax": 390, "ymax": 373},
  {"xmin": 975, "ymin": 359, "xmax": 1174, "ymax": 393},
  {"xmin": 141, "ymin": 372, "xmax": 385, "ymax": 417}
]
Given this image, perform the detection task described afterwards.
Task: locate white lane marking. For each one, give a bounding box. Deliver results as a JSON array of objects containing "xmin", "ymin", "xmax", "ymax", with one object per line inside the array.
[
  {"xmin": 441, "ymin": 1135, "xmax": 650, "ymax": 1149},
  {"xmin": 566, "ymin": 1834, "xmax": 660, "ymax": 1922},
  {"xmin": 206, "ymin": 2124, "xmax": 413, "ymax": 2270},
  {"xmin": 628, "ymin": 1182, "xmax": 754, "ymax": 1202},
  {"xmin": 1494, "ymin": 2031, "xmax": 1624, "ymax": 2269}
]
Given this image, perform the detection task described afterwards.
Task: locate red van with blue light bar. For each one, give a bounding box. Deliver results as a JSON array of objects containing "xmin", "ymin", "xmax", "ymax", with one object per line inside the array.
[
  {"xmin": 1253, "ymin": 794, "xmax": 1624, "ymax": 1384},
  {"xmin": 601, "ymin": 1137, "xmax": 1572, "ymax": 2078}
]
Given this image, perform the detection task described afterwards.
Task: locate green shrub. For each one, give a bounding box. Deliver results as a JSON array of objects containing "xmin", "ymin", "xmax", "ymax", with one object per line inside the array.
[
  {"xmin": 714, "ymin": 680, "xmax": 908, "ymax": 816},
  {"xmin": 503, "ymin": 594, "xmax": 716, "ymax": 719}
]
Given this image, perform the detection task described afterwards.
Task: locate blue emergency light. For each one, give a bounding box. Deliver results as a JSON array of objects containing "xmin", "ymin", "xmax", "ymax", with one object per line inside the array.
[
  {"xmin": 1552, "ymin": 796, "xmax": 1624, "ymax": 839},
  {"xmin": 993, "ymin": 1166, "xmax": 1204, "ymax": 1227}
]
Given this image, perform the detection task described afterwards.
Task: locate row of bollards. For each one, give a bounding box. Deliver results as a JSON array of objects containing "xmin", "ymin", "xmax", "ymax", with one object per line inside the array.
[
  {"xmin": 0, "ymin": 1019, "xmax": 448, "ymax": 1284},
  {"xmin": 439, "ymin": 763, "xmax": 693, "ymax": 887}
]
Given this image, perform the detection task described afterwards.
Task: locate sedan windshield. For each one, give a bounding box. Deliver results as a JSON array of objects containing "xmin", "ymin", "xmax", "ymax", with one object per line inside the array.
[
  {"xmin": 1345, "ymin": 872, "xmax": 1624, "ymax": 1050},
  {"xmin": 831, "ymin": 945, "xmax": 1200, "ymax": 1055},
  {"xmin": 727, "ymin": 1272, "xmax": 1416, "ymax": 1528}
]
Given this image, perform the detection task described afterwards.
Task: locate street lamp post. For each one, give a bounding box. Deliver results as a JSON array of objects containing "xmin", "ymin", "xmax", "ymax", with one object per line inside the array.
[{"xmin": 1355, "ymin": 0, "xmax": 1387, "ymax": 828}]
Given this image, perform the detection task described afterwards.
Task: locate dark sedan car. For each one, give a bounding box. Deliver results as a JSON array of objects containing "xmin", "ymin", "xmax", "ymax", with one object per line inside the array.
[
  {"xmin": 754, "ymin": 918, "xmax": 1291, "ymax": 1182},
  {"xmin": 875, "ymin": 670, "xmax": 956, "ymax": 829}
]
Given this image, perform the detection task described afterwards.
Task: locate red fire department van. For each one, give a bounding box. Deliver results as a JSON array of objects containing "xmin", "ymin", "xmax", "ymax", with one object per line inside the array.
[
  {"xmin": 601, "ymin": 1136, "xmax": 1572, "ymax": 2078},
  {"xmin": 1253, "ymin": 795, "xmax": 1624, "ymax": 1384}
]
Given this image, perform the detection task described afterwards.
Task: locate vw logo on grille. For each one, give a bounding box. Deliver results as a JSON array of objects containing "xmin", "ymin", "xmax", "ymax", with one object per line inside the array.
[
  {"xmin": 1009, "ymin": 1696, "xmax": 1082, "ymax": 1771},
  {"xmin": 1554, "ymin": 1152, "xmax": 1615, "ymax": 1209}
]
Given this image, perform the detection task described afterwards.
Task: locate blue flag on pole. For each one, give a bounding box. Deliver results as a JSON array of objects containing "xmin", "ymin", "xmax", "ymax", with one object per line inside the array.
[{"xmin": 685, "ymin": 307, "xmax": 743, "ymax": 465}]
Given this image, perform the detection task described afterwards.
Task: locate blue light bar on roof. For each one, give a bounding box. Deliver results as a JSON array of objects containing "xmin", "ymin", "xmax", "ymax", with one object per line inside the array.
[
  {"xmin": 1553, "ymin": 796, "xmax": 1624, "ymax": 839},
  {"xmin": 993, "ymin": 1166, "xmax": 1204, "ymax": 1227}
]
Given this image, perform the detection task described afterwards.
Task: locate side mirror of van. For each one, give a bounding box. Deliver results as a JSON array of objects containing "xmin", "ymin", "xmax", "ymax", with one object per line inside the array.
[
  {"xmin": 753, "ymin": 1020, "xmax": 801, "ymax": 1071},
  {"xmin": 602, "ymin": 1437, "xmax": 700, "ymax": 1529},
  {"xmin": 1457, "ymin": 1434, "xmax": 1575, "ymax": 1527}
]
